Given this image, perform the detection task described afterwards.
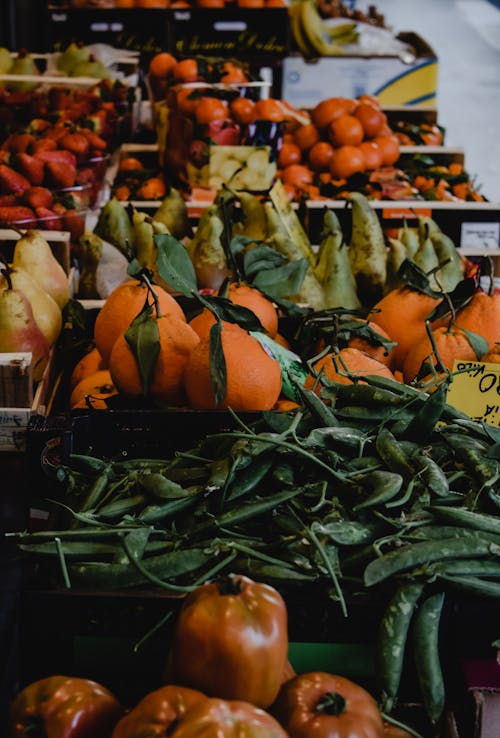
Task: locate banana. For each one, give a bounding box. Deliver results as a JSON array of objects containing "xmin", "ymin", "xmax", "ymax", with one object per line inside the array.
[
  {"xmin": 289, "ymin": 2, "xmax": 318, "ymax": 58},
  {"xmin": 299, "ymin": 0, "xmax": 349, "ymax": 57}
]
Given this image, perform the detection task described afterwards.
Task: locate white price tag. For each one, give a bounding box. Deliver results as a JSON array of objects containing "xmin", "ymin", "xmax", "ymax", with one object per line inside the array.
[{"xmin": 460, "ymin": 221, "xmax": 500, "ymax": 249}]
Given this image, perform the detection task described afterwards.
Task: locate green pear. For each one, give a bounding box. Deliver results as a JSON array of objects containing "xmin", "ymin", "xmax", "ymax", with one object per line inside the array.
[
  {"xmin": 12, "ymin": 230, "xmax": 70, "ymax": 310},
  {"xmin": 7, "ymin": 50, "xmax": 40, "ymax": 92},
  {"xmin": 56, "ymin": 42, "xmax": 90, "ymax": 75},
  {"xmin": 0, "ymin": 265, "xmax": 62, "ymax": 346},
  {"xmin": 94, "ymin": 198, "xmax": 134, "ymax": 258},
  {"xmin": 186, "ymin": 206, "xmax": 231, "ymax": 291},
  {"xmin": 71, "ymin": 55, "xmax": 110, "ymax": 80},
  {"xmin": 347, "ymin": 191, "xmax": 387, "ymax": 305},
  {"xmin": 0, "ymin": 278, "xmax": 50, "ymax": 382},
  {"xmin": 231, "ymin": 190, "xmax": 268, "ymax": 242},
  {"xmin": 153, "ymin": 187, "xmax": 192, "ymax": 241},
  {"xmin": 0, "ymin": 47, "xmax": 13, "ymax": 74},
  {"xmin": 315, "ymin": 210, "xmax": 360, "ymax": 310}
]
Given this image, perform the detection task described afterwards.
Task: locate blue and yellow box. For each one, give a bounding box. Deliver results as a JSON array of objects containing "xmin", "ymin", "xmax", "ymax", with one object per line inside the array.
[{"xmin": 282, "ymin": 32, "xmax": 438, "ymax": 109}]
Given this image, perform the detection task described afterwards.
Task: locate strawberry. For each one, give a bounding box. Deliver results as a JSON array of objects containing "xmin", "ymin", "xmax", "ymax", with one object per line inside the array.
[
  {"xmin": 59, "ymin": 132, "xmax": 90, "ymax": 162},
  {"xmin": 22, "ymin": 186, "xmax": 53, "ymax": 209},
  {"xmin": 45, "ymin": 161, "xmax": 77, "ymax": 189},
  {"xmin": 80, "ymin": 128, "xmax": 107, "ymax": 151},
  {"xmin": 34, "ymin": 149, "xmax": 77, "ymax": 168},
  {"xmin": 0, "ymin": 150, "xmax": 10, "ymax": 165},
  {"xmin": 0, "ymin": 164, "xmax": 31, "ymax": 195},
  {"xmin": 0, "ymin": 205, "xmax": 36, "ymax": 227},
  {"xmin": 30, "ymin": 138, "xmax": 57, "ymax": 155},
  {"xmin": 27, "ymin": 118, "xmax": 52, "ymax": 134},
  {"xmin": 14, "ymin": 153, "xmax": 45, "ymax": 186},
  {"xmin": 8, "ymin": 133, "xmax": 36, "ymax": 154},
  {"xmin": 41, "ymin": 126, "xmax": 70, "ymax": 143},
  {"xmin": 0, "ymin": 195, "xmax": 17, "ymax": 206},
  {"xmin": 35, "ymin": 206, "xmax": 63, "ymax": 230},
  {"xmin": 62, "ymin": 208, "xmax": 85, "ymax": 242}
]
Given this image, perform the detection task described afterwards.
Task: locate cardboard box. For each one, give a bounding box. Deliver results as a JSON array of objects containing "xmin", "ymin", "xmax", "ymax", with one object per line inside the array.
[
  {"xmin": 168, "ymin": 7, "xmax": 290, "ymax": 58},
  {"xmin": 282, "ymin": 32, "xmax": 438, "ymax": 109}
]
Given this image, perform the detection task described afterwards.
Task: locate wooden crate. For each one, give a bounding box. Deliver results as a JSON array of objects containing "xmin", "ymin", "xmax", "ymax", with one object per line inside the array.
[{"xmin": 0, "ymin": 228, "xmax": 71, "ymax": 276}]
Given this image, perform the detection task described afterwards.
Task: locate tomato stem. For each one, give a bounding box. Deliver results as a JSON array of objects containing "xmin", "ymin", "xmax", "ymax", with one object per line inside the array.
[{"xmin": 314, "ymin": 691, "xmax": 347, "ymax": 716}]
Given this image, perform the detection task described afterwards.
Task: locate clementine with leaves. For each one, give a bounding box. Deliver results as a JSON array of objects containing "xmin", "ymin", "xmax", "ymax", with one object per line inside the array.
[
  {"xmin": 94, "ymin": 281, "xmax": 186, "ymax": 364},
  {"xmin": 190, "ymin": 283, "xmax": 278, "ymax": 339},
  {"xmin": 109, "ymin": 315, "xmax": 199, "ymax": 406},
  {"xmin": 70, "ymin": 370, "xmax": 118, "ymax": 409},
  {"xmin": 454, "ymin": 290, "xmax": 500, "ymax": 347},
  {"xmin": 402, "ymin": 324, "xmax": 479, "ymax": 383},
  {"xmin": 183, "ymin": 322, "xmax": 282, "ymax": 410},
  {"xmin": 306, "ymin": 347, "xmax": 395, "ymax": 391}
]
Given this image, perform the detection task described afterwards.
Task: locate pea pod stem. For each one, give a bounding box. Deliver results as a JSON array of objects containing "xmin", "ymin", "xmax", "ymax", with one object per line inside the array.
[
  {"xmin": 208, "ymin": 431, "xmax": 350, "ymax": 482},
  {"xmin": 55, "ymin": 537, "xmax": 71, "ymax": 589},
  {"xmin": 227, "ymin": 406, "xmax": 256, "ymax": 435}
]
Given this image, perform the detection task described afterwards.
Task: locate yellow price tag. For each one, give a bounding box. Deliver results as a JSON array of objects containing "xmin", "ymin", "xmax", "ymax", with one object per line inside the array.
[{"xmin": 446, "ymin": 360, "xmax": 500, "ymax": 426}]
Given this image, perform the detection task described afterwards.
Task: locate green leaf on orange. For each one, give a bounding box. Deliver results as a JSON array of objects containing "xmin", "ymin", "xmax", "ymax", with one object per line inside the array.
[
  {"xmin": 209, "ymin": 320, "xmax": 226, "ymax": 407},
  {"xmin": 155, "ymin": 234, "xmax": 198, "ymax": 297},
  {"xmin": 125, "ymin": 304, "xmax": 160, "ymax": 396}
]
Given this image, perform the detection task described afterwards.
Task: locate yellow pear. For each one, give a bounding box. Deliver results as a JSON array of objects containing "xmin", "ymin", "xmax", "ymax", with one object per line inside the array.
[
  {"xmin": 12, "ymin": 230, "xmax": 71, "ymax": 310},
  {"xmin": 0, "ymin": 282, "xmax": 49, "ymax": 382},
  {"xmin": 0, "ymin": 265, "xmax": 62, "ymax": 346}
]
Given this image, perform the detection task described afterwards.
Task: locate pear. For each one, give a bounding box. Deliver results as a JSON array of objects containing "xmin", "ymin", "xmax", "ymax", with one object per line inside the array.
[
  {"xmin": 0, "ymin": 265, "xmax": 62, "ymax": 346},
  {"xmin": 413, "ymin": 227, "xmax": 441, "ymax": 291},
  {"xmin": 12, "ymin": 230, "xmax": 70, "ymax": 310},
  {"xmin": 430, "ymin": 231, "xmax": 464, "ymax": 293},
  {"xmin": 56, "ymin": 42, "xmax": 90, "ymax": 76},
  {"xmin": 153, "ymin": 187, "xmax": 193, "ymax": 241},
  {"xmin": 186, "ymin": 206, "xmax": 231, "ymax": 291},
  {"xmin": 71, "ymin": 55, "xmax": 110, "ymax": 80},
  {"xmin": 315, "ymin": 210, "xmax": 360, "ymax": 310},
  {"xmin": 7, "ymin": 50, "xmax": 40, "ymax": 92},
  {"xmin": 0, "ymin": 47, "xmax": 13, "ymax": 74},
  {"xmin": 347, "ymin": 192, "xmax": 387, "ymax": 306},
  {"xmin": 231, "ymin": 190, "xmax": 268, "ymax": 243},
  {"xmin": 0, "ymin": 277, "xmax": 50, "ymax": 382},
  {"xmin": 94, "ymin": 198, "xmax": 134, "ymax": 259},
  {"xmin": 77, "ymin": 232, "xmax": 103, "ymax": 300}
]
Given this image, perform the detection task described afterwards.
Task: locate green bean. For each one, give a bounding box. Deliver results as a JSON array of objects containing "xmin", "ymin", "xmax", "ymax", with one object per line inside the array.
[
  {"xmin": 430, "ymin": 505, "xmax": 500, "ymax": 536},
  {"xmin": 375, "ymin": 427, "xmax": 415, "ymax": 480},
  {"xmin": 18, "ymin": 541, "xmax": 121, "ymax": 557},
  {"xmin": 294, "ymin": 381, "xmax": 340, "ymax": 427},
  {"xmin": 138, "ymin": 494, "xmax": 200, "ymax": 524},
  {"xmin": 225, "ymin": 454, "xmax": 274, "ymax": 502},
  {"xmin": 412, "ymin": 591, "xmax": 445, "ymax": 724},
  {"xmin": 415, "ymin": 456, "xmax": 449, "ymax": 497},
  {"xmin": 137, "ymin": 473, "xmax": 189, "ymax": 500},
  {"xmin": 431, "ymin": 560, "xmax": 500, "ymax": 578},
  {"xmin": 436, "ymin": 573, "xmax": 500, "ymax": 599},
  {"xmin": 353, "ymin": 471, "xmax": 403, "ymax": 512},
  {"xmin": 70, "ymin": 547, "xmax": 213, "ymax": 589},
  {"xmin": 364, "ymin": 536, "xmax": 500, "ymax": 587},
  {"xmin": 96, "ymin": 494, "xmax": 146, "ymax": 521},
  {"xmin": 377, "ymin": 581, "xmax": 424, "ymax": 713},
  {"xmin": 402, "ymin": 383, "xmax": 446, "ymax": 443}
]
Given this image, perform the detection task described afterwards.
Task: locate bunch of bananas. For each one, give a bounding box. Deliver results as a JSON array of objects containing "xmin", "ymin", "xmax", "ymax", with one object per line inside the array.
[{"xmin": 289, "ymin": 0, "xmax": 359, "ymax": 58}]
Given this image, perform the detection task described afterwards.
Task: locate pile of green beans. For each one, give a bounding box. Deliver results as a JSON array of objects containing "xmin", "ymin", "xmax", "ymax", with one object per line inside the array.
[{"xmin": 8, "ymin": 373, "xmax": 500, "ymax": 727}]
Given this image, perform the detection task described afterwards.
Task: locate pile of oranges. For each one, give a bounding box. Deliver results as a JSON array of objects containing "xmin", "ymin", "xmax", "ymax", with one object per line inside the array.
[
  {"xmin": 69, "ymin": 279, "xmax": 285, "ymax": 413},
  {"xmin": 278, "ymin": 95, "xmax": 401, "ymax": 200}
]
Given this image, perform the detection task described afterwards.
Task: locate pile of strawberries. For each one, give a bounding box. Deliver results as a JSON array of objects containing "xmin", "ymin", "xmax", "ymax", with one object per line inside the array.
[{"xmin": 0, "ymin": 81, "xmax": 131, "ymax": 233}]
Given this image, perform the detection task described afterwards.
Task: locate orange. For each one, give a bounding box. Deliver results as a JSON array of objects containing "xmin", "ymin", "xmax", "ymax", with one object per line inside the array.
[
  {"xmin": 278, "ymin": 142, "xmax": 302, "ymax": 168},
  {"xmin": 252, "ymin": 99, "xmax": 285, "ymax": 123},
  {"xmin": 281, "ymin": 164, "xmax": 313, "ymax": 189},
  {"xmin": 70, "ymin": 347, "xmax": 106, "ymax": 390},
  {"xmin": 482, "ymin": 343, "xmax": 500, "ymax": 363},
  {"xmin": 198, "ymin": 0, "xmax": 224, "ymax": 5},
  {"xmin": 328, "ymin": 115, "xmax": 364, "ymax": 147},
  {"xmin": 373, "ymin": 135, "xmax": 400, "ymax": 166},
  {"xmin": 109, "ymin": 315, "xmax": 199, "ymax": 406},
  {"xmin": 293, "ymin": 123, "xmax": 320, "ymax": 152},
  {"xmin": 190, "ymin": 283, "xmax": 279, "ymax": 338},
  {"xmin": 329, "ymin": 145, "xmax": 365, "ymax": 180},
  {"xmin": 347, "ymin": 319, "xmax": 394, "ymax": 367},
  {"xmin": 114, "ymin": 184, "xmax": 131, "ymax": 201},
  {"xmin": 183, "ymin": 322, "xmax": 282, "ymax": 410},
  {"xmin": 354, "ymin": 102, "xmax": 387, "ymax": 138},
  {"xmin": 148, "ymin": 52, "xmax": 177, "ymax": 79},
  {"xmin": 172, "ymin": 58, "xmax": 199, "ymax": 83},
  {"xmin": 230, "ymin": 97, "xmax": 255, "ymax": 125},
  {"xmin": 455, "ymin": 291, "xmax": 500, "ymax": 347},
  {"xmin": 70, "ymin": 370, "xmax": 118, "ymax": 409},
  {"xmin": 136, "ymin": 177, "xmax": 166, "ymax": 199},
  {"xmin": 238, "ymin": 0, "xmax": 265, "ymax": 5},
  {"xmin": 308, "ymin": 141, "xmax": 335, "ymax": 172},
  {"xmin": 220, "ymin": 61, "xmax": 249, "ymax": 83},
  {"xmin": 358, "ymin": 141, "xmax": 383, "ymax": 171},
  {"xmin": 273, "ymin": 332, "xmax": 291, "ymax": 349},
  {"xmin": 195, "ymin": 97, "xmax": 229, "ymax": 124},
  {"xmin": 357, "ymin": 94, "xmax": 381, "ymax": 108},
  {"xmin": 273, "ymin": 398, "xmax": 300, "ymax": 412},
  {"xmin": 306, "ymin": 347, "xmax": 395, "ymax": 391},
  {"xmin": 371, "ymin": 287, "xmax": 442, "ymax": 372},
  {"xmin": 402, "ymin": 325, "xmax": 477, "ymax": 383},
  {"xmin": 266, "ymin": 0, "xmax": 287, "ymax": 6},
  {"xmin": 135, "ymin": 0, "xmax": 168, "ymax": 6},
  {"xmin": 94, "ymin": 280, "xmax": 186, "ymax": 364},
  {"xmin": 311, "ymin": 98, "xmax": 351, "ymax": 130},
  {"xmin": 119, "ymin": 157, "xmax": 144, "ymax": 171},
  {"xmin": 176, "ymin": 88, "xmax": 200, "ymax": 116}
]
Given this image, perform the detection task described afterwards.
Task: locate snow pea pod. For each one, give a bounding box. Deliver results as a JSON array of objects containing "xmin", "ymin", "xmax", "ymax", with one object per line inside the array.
[
  {"xmin": 364, "ymin": 536, "xmax": 500, "ymax": 587},
  {"xmin": 415, "ymin": 455, "xmax": 449, "ymax": 497},
  {"xmin": 376, "ymin": 427, "xmax": 415, "ymax": 481},
  {"xmin": 333, "ymin": 383, "xmax": 406, "ymax": 407},
  {"xmin": 294, "ymin": 381, "xmax": 340, "ymax": 427},
  {"xmin": 377, "ymin": 580, "xmax": 424, "ymax": 713},
  {"xmin": 138, "ymin": 493, "xmax": 201, "ymax": 524},
  {"xmin": 96, "ymin": 494, "xmax": 146, "ymax": 521},
  {"xmin": 137, "ymin": 473, "xmax": 189, "ymax": 500},
  {"xmin": 353, "ymin": 470, "xmax": 404, "ymax": 512},
  {"xmin": 224, "ymin": 454, "xmax": 274, "ymax": 502},
  {"xmin": 402, "ymin": 383, "xmax": 446, "ymax": 444},
  {"xmin": 430, "ymin": 559, "xmax": 500, "ymax": 578},
  {"xmin": 334, "ymin": 406, "xmax": 415, "ymax": 422},
  {"xmin": 311, "ymin": 519, "xmax": 381, "ymax": 546},
  {"xmin": 436, "ymin": 573, "xmax": 500, "ymax": 599},
  {"xmin": 412, "ymin": 591, "xmax": 445, "ymax": 724},
  {"xmin": 430, "ymin": 505, "xmax": 500, "ymax": 536}
]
